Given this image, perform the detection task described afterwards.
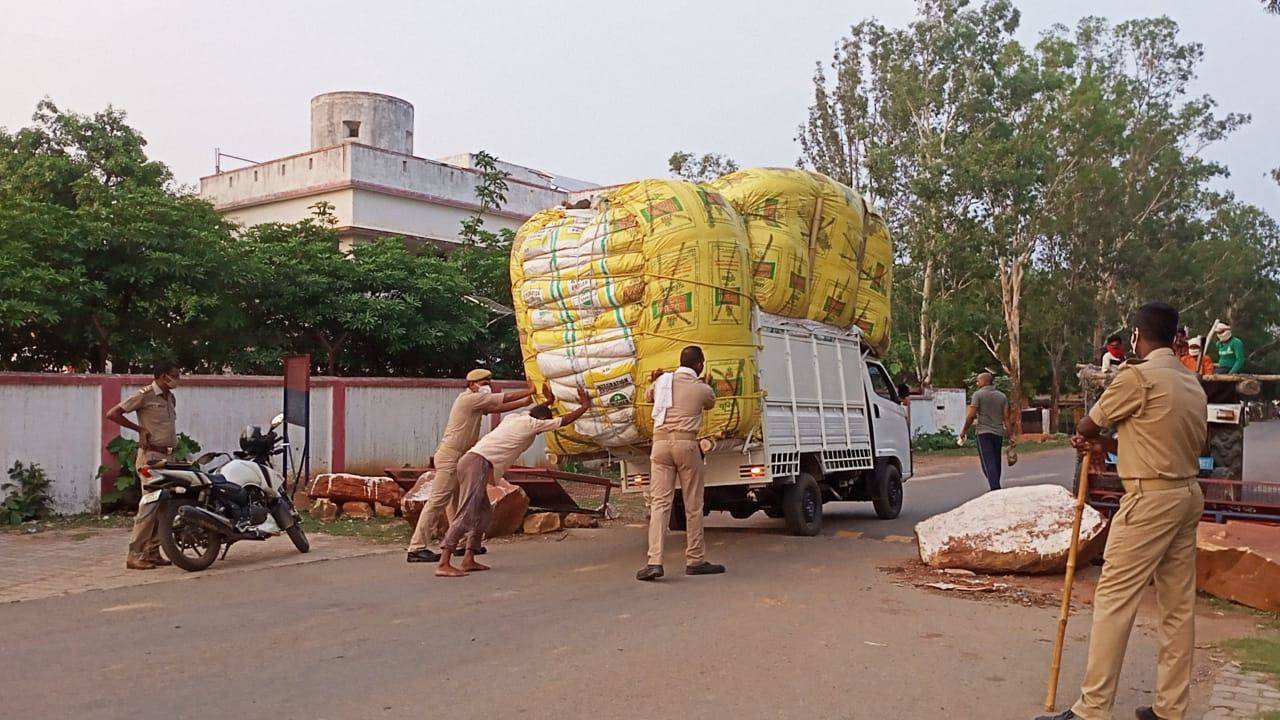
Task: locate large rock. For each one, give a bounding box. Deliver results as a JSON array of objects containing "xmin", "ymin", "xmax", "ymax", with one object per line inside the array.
[
  {"xmin": 310, "ymin": 498, "xmax": 339, "ymax": 521},
  {"xmin": 400, "ymin": 471, "xmax": 439, "ymax": 531},
  {"xmin": 563, "ymin": 513, "xmax": 600, "ymax": 529},
  {"xmin": 486, "ymin": 479, "xmax": 530, "ymax": 538},
  {"xmin": 340, "ymin": 501, "xmax": 374, "ymax": 518},
  {"xmin": 308, "ymin": 473, "xmax": 404, "ymax": 507},
  {"xmin": 1197, "ymin": 521, "xmax": 1280, "ymax": 613},
  {"xmin": 523, "ymin": 512, "xmax": 563, "ymax": 535},
  {"xmin": 399, "ymin": 471, "xmax": 529, "ymax": 539},
  {"xmin": 915, "ymin": 485, "xmax": 1107, "ymax": 574}
]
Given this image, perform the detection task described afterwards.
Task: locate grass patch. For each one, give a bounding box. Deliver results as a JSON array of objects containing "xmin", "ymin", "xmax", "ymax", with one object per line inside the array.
[
  {"xmin": 1222, "ymin": 637, "xmax": 1280, "ymax": 679},
  {"xmin": 916, "ymin": 437, "xmax": 1073, "ymax": 457},
  {"xmin": 1259, "ymin": 712, "xmax": 1280, "ymax": 720},
  {"xmin": 0, "ymin": 512, "xmax": 133, "ymax": 535},
  {"xmin": 299, "ymin": 513, "xmax": 409, "ymax": 545}
]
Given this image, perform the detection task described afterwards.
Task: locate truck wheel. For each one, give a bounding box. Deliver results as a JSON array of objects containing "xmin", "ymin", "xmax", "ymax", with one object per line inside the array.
[
  {"xmin": 783, "ymin": 473, "xmax": 822, "ymax": 536},
  {"xmin": 669, "ymin": 493, "xmax": 687, "ymax": 532},
  {"xmin": 871, "ymin": 464, "xmax": 903, "ymax": 520}
]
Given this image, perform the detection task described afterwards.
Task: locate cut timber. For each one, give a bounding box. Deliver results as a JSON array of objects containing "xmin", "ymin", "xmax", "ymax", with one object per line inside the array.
[
  {"xmin": 1196, "ymin": 521, "xmax": 1280, "ymax": 613},
  {"xmin": 308, "ymin": 473, "xmax": 404, "ymax": 507},
  {"xmin": 915, "ymin": 485, "xmax": 1107, "ymax": 574}
]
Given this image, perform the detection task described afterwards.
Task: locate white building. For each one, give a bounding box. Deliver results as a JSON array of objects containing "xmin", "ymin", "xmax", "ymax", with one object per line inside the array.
[{"xmin": 198, "ymin": 91, "xmax": 595, "ymax": 249}]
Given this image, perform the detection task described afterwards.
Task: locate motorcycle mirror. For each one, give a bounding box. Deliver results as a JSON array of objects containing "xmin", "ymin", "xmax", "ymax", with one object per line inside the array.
[
  {"xmin": 194, "ymin": 452, "xmax": 219, "ymax": 466},
  {"xmin": 270, "ymin": 413, "xmax": 285, "ymax": 429}
]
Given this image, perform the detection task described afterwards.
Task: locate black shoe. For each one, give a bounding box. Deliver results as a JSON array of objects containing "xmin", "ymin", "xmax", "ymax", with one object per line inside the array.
[
  {"xmin": 685, "ymin": 562, "xmax": 725, "ymax": 576},
  {"xmin": 636, "ymin": 565, "xmax": 664, "ymax": 581},
  {"xmin": 406, "ymin": 549, "xmax": 441, "ymax": 563},
  {"xmin": 1034, "ymin": 710, "xmax": 1078, "ymax": 720},
  {"xmin": 1135, "ymin": 707, "xmax": 1163, "ymax": 720},
  {"xmin": 453, "ymin": 546, "xmax": 487, "ymax": 557}
]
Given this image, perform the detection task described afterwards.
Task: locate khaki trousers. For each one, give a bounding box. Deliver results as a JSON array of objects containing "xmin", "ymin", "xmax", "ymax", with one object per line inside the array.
[
  {"xmin": 407, "ymin": 445, "xmax": 462, "ymax": 552},
  {"xmin": 127, "ymin": 449, "xmax": 170, "ymax": 561},
  {"xmin": 1072, "ymin": 479, "xmax": 1204, "ymax": 720},
  {"xmin": 645, "ymin": 439, "xmax": 707, "ymax": 567}
]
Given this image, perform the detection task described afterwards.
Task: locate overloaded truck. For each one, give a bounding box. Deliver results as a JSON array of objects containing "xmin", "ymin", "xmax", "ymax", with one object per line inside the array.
[{"xmin": 510, "ymin": 168, "xmax": 912, "ymax": 535}]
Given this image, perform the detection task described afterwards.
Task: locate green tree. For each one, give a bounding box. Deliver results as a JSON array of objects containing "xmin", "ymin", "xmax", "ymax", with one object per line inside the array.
[
  {"xmin": 236, "ymin": 204, "xmax": 485, "ymax": 376},
  {"xmin": 667, "ymin": 151, "xmax": 739, "ymax": 183},
  {"xmin": 0, "ymin": 99, "xmax": 245, "ymax": 372},
  {"xmin": 798, "ymin": 0, "xmax": 1013, "ymax": 386}
]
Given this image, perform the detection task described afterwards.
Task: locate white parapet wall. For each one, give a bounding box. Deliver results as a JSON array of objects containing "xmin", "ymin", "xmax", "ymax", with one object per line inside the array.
[{"xmin": 0, "ymin": 374, "xmax": 545, "ymax": 515}]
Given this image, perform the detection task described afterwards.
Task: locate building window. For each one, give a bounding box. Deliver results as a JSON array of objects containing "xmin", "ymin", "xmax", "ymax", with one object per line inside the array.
[
  {"xmin": 253, "ymin": 170, "xmax": 258, "ymax": 181},
  {"xmin": 308, "ymin": 158, "xmax": 313, "ymax": 170},
  {"xmin": 228, "ymin": 175, "xmax": 234, "ymax": 186},
  {"xmin": 280, "ymin": 164, "xmax": 286, "ymax": 176},
  {"xmin": 402, "ymin": 160, "xmax": 408, "ymax": 172},
  {"xmin": 343, "ymin": 120, "xmax": 361, "ymax": 138}
]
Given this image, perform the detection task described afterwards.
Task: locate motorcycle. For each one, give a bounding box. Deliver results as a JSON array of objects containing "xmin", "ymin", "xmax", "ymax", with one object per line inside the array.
[{"xmin": 139, "ymin": 413, "xmax": 309, "ymax": 571}]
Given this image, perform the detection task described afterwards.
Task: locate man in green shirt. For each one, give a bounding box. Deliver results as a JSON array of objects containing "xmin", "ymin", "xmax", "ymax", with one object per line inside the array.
[{"xmin": 1212, "ymin": 323, "xmax": 1246, "ymax": 374}]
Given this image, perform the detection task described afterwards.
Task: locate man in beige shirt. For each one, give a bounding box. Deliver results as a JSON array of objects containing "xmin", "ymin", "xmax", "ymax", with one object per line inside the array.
[
  {"xmin": 436, "ymin": 384, "xmax": 591, "ymax": 577},
  {"xmin": 637, "ymin": 345, "xmax": 723, "ymax": 581},
  {"xmin": 104, "ymin": 360, "xmax": 181, "ymax": 570},
  {"xmin": 407, "ymin": 368, "xmax": 534, "ymax": 564},
  {"xmin": 1037, "ymin": 302, "xmax": 1207, "ymax": 720}
]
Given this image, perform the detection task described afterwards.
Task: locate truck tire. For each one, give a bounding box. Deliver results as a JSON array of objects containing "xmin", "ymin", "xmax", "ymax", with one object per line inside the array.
[
  {"xmin": 669, "ymin": 493, "xmax": 687, "ymax": 532},
  {"xmin": 783, "ymin": 473, "xmax": 822, "ymax": 536},
  {"xmin": 871, "ymin": 464, "xmax": 903, "ymax": 520},
  {"xmin": 1208, "ymin": 425, "xmax": 1243, "ymax": 501}
]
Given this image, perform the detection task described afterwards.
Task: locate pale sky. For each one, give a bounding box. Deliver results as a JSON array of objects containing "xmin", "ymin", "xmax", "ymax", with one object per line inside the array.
[{"xmin": 3, "ymin": 1, "xmax": 1277, "ymax": 216}]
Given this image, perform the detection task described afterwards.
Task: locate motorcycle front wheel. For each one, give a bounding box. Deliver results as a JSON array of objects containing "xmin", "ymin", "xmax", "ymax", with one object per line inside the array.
[
  {"xmin": 158, "ymin": 499, "xmax": 222, "ymax": 572},
  {"xmin": 286, "ymin": 523, "xmax": 310, "ymax": 554}
]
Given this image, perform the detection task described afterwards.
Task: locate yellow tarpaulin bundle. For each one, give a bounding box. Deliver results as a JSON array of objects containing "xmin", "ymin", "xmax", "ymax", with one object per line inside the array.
[
  {"xmin": 511, "ymin": 180, "xmax": 761, "ymax": 457},
  {"xmin": 708, "ymin": 167, "xmax": 892, "ymax": 355}
]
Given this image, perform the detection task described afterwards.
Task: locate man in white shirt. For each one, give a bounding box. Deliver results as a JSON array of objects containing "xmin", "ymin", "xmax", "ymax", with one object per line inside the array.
[{"xmin": 436, "ymin": 384, "xmax": 592, "ymax": 578}]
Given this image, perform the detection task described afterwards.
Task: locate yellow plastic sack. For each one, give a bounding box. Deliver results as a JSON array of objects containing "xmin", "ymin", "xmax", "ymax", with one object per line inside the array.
[
  {"xmin": 511, "ymin": 181, "xmax": 761, "ymax": 456},
  {"xmin": 854, "ymin": 209, "xmax": 892, "ymax": 354},
  {"xmin": 710, "ymin": 167, "xmax": 891, "ymax": 355}
]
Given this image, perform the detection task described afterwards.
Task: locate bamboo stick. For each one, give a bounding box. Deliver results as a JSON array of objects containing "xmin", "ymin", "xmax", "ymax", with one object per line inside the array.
[{"xmin": 1045, "ymin": 447, "xmax": 1094, "ymax": 712}]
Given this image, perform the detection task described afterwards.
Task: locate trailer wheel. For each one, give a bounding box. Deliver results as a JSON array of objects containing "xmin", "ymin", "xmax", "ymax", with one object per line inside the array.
[
  {"xmin": 871, "ymin": 464, "xmax": 903, "ymax": 520},
  {"xmin": 783, "ymin": 473, "xmax": 822, "ymax": 536}
]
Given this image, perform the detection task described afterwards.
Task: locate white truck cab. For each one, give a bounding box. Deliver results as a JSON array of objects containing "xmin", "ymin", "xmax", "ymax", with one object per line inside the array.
[{"xmin": 621, "ymin": 313, "xmax": 913, "ymax": 535}]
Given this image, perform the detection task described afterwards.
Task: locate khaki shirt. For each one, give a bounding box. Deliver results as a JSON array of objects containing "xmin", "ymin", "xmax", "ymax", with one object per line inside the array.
[
  {"xmin": 439, "ymin": 389, "xmax": 504, "ymax": 454},
  {"xmin": 645, "ymin": 371, "xmax": 717, "ymax": 435},
  {"xmin": 120, "ymin": 382, "xmax": 178, "ymax": 449},
  {"xmin": 470, "ymin": 414, "xmax": 562, "ymax": 479},
  {"xmin": 1088, "ymin": 348, "xmax": 1206, "ymax": 480}
]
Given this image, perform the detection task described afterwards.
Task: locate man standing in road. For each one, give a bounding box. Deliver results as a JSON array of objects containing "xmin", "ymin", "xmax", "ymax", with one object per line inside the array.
[
  {"xmin": 959, "ymin": 372, "xmax": 1014, "ymax": 492},
  {"xmin": 406, "ymin": 369, "xmax": 534, "ymax": 564},
  {"xmin": 637, "ymin": 345, "xmax": 725, "ymax": 582},
  {"xmin": 1036, "ymin": 302, "xmax": 1207, "ymax": 720},
  {"xmin": 435, "ymin": 383, "xmax": 592, "ymax": 577},
  {"xmin": 104, "ymin": 360, "xmax": 181, "ymax": 570}
]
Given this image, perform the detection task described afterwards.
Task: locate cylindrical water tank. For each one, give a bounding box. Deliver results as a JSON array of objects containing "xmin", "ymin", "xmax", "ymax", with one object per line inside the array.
[{"xmin": 310, "ymin": 91, "xmax": 414, "ymax": 154}]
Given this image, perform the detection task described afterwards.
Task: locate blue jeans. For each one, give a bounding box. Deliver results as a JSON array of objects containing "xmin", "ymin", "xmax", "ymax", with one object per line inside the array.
[{"xmin": 977, "ymin": 433, "xmax": 1003, "ymax": 491}]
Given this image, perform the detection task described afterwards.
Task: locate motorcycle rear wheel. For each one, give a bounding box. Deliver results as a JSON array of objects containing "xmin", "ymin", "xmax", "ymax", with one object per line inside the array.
[{"xmin": 158, "ymin": 499, "xmax": 222, "ymax": 572}]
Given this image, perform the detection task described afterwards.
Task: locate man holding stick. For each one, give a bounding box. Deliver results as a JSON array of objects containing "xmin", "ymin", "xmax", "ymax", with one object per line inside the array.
[{"xmin": 1037, "ymin": 302, "xmax": 1206, "ymax": 720}]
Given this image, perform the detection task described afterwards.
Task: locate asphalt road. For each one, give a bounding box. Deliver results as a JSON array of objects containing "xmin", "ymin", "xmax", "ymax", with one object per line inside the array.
[{"xmin": 4, "ymin": 427, "xmax": 1273, "ymax": 720}]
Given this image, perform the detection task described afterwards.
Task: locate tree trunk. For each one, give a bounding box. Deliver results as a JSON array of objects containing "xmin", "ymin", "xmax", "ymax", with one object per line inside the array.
[
  {"xmin": 1048, "ymin": 346, "xmax": 1062, "ymax": 433},
  {"xmin": 997, "ymin": 252, "xmax": 1025, "ymax": 440},
  {"xmin": 90, "ymin": 318, "xmax": 111, "ymax": 374},
  {"xmin": 917, "ymin": 256, "xmax": 936, "ymax": 386}
]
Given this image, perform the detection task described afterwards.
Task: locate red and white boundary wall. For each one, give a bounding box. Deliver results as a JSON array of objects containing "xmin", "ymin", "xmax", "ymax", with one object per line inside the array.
[{"xmin": 0, "ymin": 373, "xmax": 537, "ymax": 514}]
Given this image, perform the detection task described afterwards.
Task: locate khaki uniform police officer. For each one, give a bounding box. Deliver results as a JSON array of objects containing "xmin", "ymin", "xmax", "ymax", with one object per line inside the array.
[
  {"xmin": 636, "ymin": 346, "xmax": 725, "ymax": 582},
  {"xmin": 1037, "ymin": 303, "xmax": 1207, "ymax": 720},
  {"xmin": 105, "ymin": 361, "xmax": 182, "ymax": 570},
  {"xmin": 405, "ymin": 369, "xmax": 534, "ymax": 564}
]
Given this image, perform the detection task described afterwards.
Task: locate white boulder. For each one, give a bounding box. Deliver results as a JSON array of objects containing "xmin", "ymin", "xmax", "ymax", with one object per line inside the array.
[{"xmin": 914, "ymin": 485, "xmax": 1107, "ymax": 574}]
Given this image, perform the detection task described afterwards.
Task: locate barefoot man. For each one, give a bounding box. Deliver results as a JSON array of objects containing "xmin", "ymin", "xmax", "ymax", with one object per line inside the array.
[
  {"xmin": 406, "ymin": 369, "xmax": 534, "ymax": 564},
  {"xmin": 436, "ymin": 383, "xmax": 592, "ymax": 577}
]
